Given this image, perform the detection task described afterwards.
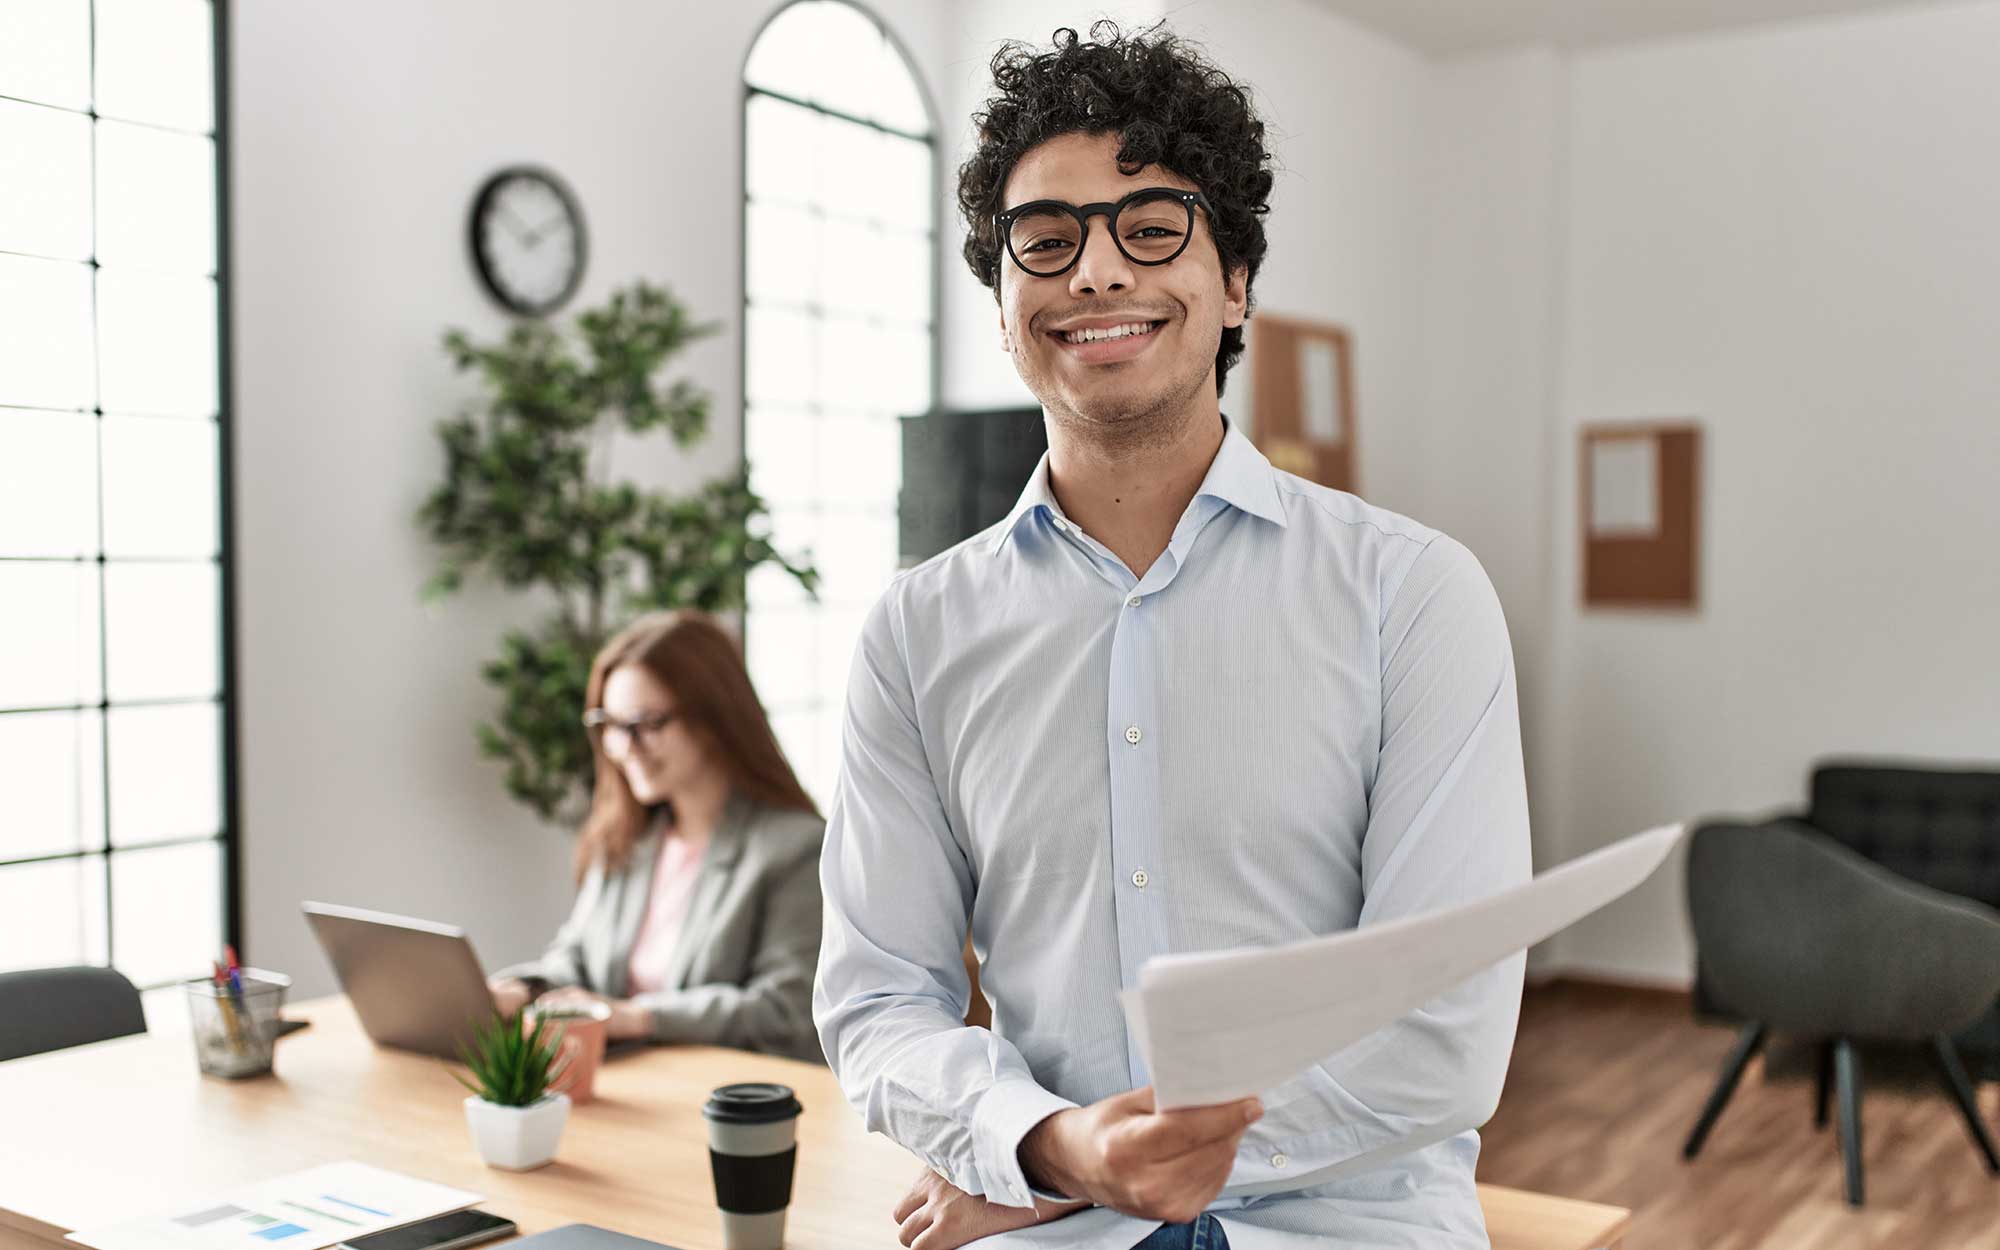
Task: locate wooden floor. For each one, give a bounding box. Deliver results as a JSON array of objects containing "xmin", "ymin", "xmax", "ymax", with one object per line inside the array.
[{"xmin": 1478, "ymin": 981, "xmax": 2000, "ymax": 1249}]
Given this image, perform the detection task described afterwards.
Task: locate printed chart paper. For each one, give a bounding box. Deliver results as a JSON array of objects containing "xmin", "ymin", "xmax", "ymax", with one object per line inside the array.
[{"xmin": 67, "ymin": 1162, "xmax": 481, "ymax": 1250}]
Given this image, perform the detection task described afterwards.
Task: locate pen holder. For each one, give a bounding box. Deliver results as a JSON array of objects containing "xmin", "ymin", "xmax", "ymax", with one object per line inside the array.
[{"xmin": 182, "ymin": 967, "xmax": 291, "ymax": 1079}]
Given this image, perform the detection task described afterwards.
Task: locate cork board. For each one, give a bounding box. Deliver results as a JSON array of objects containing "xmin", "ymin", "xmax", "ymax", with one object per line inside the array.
[
  {"xmin": 1246, "ymin": 313, "xmax": 1357, "ymax": 492},
  {"xmin": 1582, "ymin": 421, "xmax": 1701, "ymax": 609}
]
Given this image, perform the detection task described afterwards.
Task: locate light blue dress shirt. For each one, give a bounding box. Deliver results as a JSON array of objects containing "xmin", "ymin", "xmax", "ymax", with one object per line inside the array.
[{"xmin": 813, "ymin": 415, "xmax": 1531, "ymax": 1249}]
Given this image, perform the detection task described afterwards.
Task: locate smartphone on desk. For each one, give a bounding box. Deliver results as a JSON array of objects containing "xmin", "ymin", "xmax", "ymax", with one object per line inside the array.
[{"xmin": 340, "ymin": 1211, "xmax": 516, "ymax": 1250}]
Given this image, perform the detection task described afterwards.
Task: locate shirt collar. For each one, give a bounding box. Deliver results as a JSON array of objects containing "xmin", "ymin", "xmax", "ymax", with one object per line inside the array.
[{"xmin": 988, "ymin": 414, "xmax": 1287, "ymax": 556}]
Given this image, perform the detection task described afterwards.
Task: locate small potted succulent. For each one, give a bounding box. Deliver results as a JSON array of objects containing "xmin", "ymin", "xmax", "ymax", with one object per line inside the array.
[{"xmin": 455, "ymin": 1010, "xmax": 573, "ymax": 1170}]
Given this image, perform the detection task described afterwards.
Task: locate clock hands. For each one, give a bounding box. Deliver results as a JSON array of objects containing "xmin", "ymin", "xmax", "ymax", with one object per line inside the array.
[{"xmin": 521, "ymin": 215, "xmax": 574, "ymax": 249}]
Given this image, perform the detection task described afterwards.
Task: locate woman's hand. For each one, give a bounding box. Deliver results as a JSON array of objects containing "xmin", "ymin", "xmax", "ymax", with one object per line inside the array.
[
  {"xmin": 892, "ymin": 1169, "xmax": 1086, "ymax": 1250},
  {"xmin": 535, "ymin": 987, "xmax": 651, "ymax": 1041},
  {"xmin": 488, "ymin": 977, "xmax": 533, "ymax": 1018}
]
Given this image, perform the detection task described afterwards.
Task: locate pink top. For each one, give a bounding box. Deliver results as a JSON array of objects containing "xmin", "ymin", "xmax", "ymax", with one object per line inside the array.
[{"xmin": 625, "ymin": 829, "xmax": 710, "ymax": 995}]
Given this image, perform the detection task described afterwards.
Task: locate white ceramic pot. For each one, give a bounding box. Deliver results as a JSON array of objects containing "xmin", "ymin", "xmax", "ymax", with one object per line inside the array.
[{"xmin": 464, "ymin": 1092, "xmax": 570, "ymax": 1170}]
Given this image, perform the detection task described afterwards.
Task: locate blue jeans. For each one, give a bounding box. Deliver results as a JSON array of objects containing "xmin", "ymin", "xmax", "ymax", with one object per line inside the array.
[{"xmin": 1131, "ymin": 1214, "xmax": 1230, "ymax": 1250}]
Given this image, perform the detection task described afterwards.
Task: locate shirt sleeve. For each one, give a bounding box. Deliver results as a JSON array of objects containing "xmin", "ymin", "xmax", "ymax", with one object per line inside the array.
[
  {"xmin": 1225, "ymin": 534, "xmax": 1532, "ymax": 1194},
  {"xmin": 812, "ymin": 585, "xmax": 1080, "ymax": 1211},
  {"xmin": 490, "ymin": 863, "xmax": 604, "ymax": 995}
]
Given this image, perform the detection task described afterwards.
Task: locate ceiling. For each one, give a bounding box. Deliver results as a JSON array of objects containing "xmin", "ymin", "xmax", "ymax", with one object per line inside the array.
[{"xmin": 1302, "ymin": 0, "xmax": 1959, "ymax": 53}]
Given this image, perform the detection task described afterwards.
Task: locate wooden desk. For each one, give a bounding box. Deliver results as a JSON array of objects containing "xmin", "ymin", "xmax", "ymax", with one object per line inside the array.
[{"xmin": 0, "ymin": 999, "xmax": 1627, "ymax": 1250}]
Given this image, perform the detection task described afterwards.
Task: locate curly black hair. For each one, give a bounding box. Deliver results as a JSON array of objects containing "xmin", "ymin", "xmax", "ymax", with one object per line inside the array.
[{"xmin": 956, "ymin": 21, "xmax": 1275, "ymax": 398}]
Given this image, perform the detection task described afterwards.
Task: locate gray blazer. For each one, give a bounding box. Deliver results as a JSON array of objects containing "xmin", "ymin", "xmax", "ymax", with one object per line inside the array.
[{"xmin": 495, "ymin": 791, "xmax": 826, "ymax": 1063}]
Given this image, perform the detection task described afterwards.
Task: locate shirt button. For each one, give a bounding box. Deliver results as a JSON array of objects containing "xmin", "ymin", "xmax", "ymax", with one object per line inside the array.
[
  {"xmin": 1131, "ymin": 869, "xmax": 1149, "ymax": 889},
  {"xmin": 1271, "ymin": 1153, "xmax": 1288, "ymax": 1169},
  {"xmin": 1124, "ymin": 725, "xmax": 1142, "ymax": 745},
  {"xmin": 1126, "ymin": 595, "xmax": 1142, "ymax": 608}
]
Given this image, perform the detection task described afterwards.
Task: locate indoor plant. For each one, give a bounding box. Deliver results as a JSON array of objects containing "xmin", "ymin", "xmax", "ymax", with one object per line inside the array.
[
  {"xmin": 420, "ymin": 281, "xmax": 816, "ymax": 824},
  {"xmin": 455, "ymin": 1010, "xmax": 573, "ymax": 1170}
]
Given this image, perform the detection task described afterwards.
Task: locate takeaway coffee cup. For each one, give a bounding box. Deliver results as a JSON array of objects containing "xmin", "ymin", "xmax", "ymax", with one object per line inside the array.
[{"xmin": 703, "ymin": 1082, "xmax": 802, "ymax": 1250}]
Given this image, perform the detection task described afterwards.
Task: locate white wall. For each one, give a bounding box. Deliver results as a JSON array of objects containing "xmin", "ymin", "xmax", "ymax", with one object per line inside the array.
[
  {"xmin": 1411, "ymin": 48, "xmax": 1566, "ymax": 890},
  {"xmin": 230, "ymin": 0, "xmax": 950, "ymax": 997},
  {"xmin": 1544, "ymin": 0, "xmax": 2000, "ymax": 982}
]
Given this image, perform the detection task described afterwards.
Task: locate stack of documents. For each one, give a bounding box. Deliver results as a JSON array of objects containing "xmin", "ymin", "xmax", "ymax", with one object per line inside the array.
[{"xmin": 1124, "ymin": 823, "xmax": 1687, "ymax": 1109}]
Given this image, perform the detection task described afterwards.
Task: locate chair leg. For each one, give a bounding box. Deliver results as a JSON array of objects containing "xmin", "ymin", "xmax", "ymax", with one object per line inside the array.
[
  {"xmin": 1933, "ymin": 1034, "xmax": 2000, "ymax": 1174},
  {"xmin": 1815, "ymin": 1041, "xmax": 1833, "ymax": 1131},
  {"xmin": 1835, "ymin": 1038, "xmax": 1864, "ymax": 1207},
  {"xmin": 1683, "ymin": 1021, "xmax": 1767, "ymax": 1160}
]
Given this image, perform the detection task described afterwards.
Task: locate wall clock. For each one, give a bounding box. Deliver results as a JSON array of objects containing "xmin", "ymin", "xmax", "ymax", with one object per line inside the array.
[{"xmin": 469, "ymin": 165, "xmax": 587, "ymax": 316}]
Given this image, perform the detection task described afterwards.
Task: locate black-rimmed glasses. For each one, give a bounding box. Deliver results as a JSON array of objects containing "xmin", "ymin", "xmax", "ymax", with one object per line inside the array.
[
  {"xmin": 582, "ymin": 706, "xmax": 679, "ymax": 759},
  {"xmin": 996, "ymin": 187, "xmax": 1214, "ymax": 279}
]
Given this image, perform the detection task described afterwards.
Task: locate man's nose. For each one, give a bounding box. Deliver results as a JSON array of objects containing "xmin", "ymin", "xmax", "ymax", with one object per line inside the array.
[{"xmin": 1068, "ymin": 221, "xmax": 1134, "ymax": 297}]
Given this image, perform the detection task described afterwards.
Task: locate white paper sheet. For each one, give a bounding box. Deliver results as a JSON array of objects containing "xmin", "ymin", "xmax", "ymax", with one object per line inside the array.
[
  {"xmin": 67, "ymin": 1162, "xmax": 482, "ymax": 1250},
  {"xmin": 1123, "ymin": 823, "xmax": 1687, "ymax": 1109}
]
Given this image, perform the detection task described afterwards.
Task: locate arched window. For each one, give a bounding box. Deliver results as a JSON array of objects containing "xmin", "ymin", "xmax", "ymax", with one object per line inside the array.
[{"xmin": 741, "ymin": 1, "xmax": 936, "ymax": 806}]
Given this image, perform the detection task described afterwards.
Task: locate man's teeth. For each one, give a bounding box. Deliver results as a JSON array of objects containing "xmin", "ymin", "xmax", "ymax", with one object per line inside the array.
[{"xmin": 1062, "ymin": 321, "xmax": 1157, "ymax": 344}]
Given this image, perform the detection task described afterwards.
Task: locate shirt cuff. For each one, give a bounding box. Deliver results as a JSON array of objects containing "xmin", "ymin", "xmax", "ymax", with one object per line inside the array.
[{"xmin": 969, "ymin": 1077, "xmax": 1080, "ymax": 1210}]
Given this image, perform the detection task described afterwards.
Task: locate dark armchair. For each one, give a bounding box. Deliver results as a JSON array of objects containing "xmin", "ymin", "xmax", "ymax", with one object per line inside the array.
[{"xmin": 1681, "ymin": 764, "xmax": 2000, "ymax": 1206}]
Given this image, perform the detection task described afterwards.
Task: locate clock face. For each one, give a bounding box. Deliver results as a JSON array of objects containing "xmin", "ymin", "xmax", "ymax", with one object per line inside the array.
[{"xmin": 470, "ymin": 167, "xmax": 586, "ymax": 316}]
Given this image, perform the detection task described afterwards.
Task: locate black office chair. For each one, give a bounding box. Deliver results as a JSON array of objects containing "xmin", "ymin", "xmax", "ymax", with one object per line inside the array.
[{"xmin": 0, "ymin": 965, "xmax": 147, "ymax": 1061}]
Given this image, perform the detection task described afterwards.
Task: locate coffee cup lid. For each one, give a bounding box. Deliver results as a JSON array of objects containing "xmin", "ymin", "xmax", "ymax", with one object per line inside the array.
[{"xmin": 703, "ymin": 1082, "xmax": 802, "ymax": 1124}]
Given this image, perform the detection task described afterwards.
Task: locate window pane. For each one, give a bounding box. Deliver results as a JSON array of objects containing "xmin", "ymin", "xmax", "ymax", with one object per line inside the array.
[
  {"xmin": 109, "ymin": 701, "xmax": 219, "ymax": 847},
  {"xmin": 0, "ymin": 254, "xmax": 95, "ymax": 410},
  {"xmin": 819, "ymin": 217, "xmax": 878, "ymax": 318},
  {"xmin": 0, "ymin": 561, "xmax": 102, "ymax": 708},
  {"xmin": 860, "ymin": 228, "xmax": 930, "ymax": 326},
  {"xmin": 0, "ymin": 855, "xmax": 107, "ymax": 973},
  {"xmin": 805, "ymin": 6, "xmax": 891, "ymax": 123},
  {"xmin": 871, "ymin": 39, "xmax": 931, "ymax": 136},
  {"xmin": 0, "ymin": 0, "xmax": 91, "ymax": 111},
  {"xmin": 821, "ymin": 318, "xmax": 931, "ymax": 419},
  {"xmin": 97, "ymin": 270, "xmax": 217, "ymax": 416},
  {"xmin": 876, "ymin": 138, "xmax": 933, "ymax": 233},
  {"xmin": 110, "ymin": 837, "xmax": 220, "ymax": 987},
  {"xmin": 0, "ymin": 407, "xmax": 97, "ymax": 557},
  {"xmin": 877, "ymin": 324, "xmax": 933, "ymax": 418},
  {"xmin": 0, "ymin": 99, "xmax": 92, "ymax": 260},
  {"xmin": 746, "ymin": 200, "xmax": 820, "ymax": 309},
  {"xmin": 104, "ymin": 560, "xmax": 218, "ymax": 701},
  {"xmin": 94, "ymin": 0, "xmax": 213, "ymax": 133},
  {"xmin": 814, "ymin": 605, "xmax": 867, "ymax": 711},
  {"xmin": 746, "ymin": 94, "xmax": 819, "ymax": 208},
  {"xmin": 817, "ymin": 120, "xmax": 882, "ymax": 216},
  {"xmin": 743, "ymin": 3, "xmax": 819, "ymax": 101},
  {"xmin": 818, "ymin": 413, "xmax": 899, "ymax": 509},
  {"xmin": 746, "ymin": 603, "xmax": 816, "ymax": 711},
  {"xmin": 0, "ymin": 708, "xmax": 104, "ymax": 860},
  {"xmin": 747, "ymin": 558, "xmax": 811, "ymax": 611},
  {"xmin": 746, "ymin": 405, "xmax": 817, "ymax": 506},
  {"xmin": 746, "ymin": 305, "xmax": 816, "ymax": 407},
  {"xmin": 101, "ymin": 414, "xmax": 219, "ymax": 557},
  {"xmin": 767, "ymin": 706, "xmax": 823, "ymax": 805},
  {"xmin": 812, "ymin": 510, "xmax": 898, "ymax": 608},
  {"xmin": 96, "ymin": 122, "xmax": 216, "ymax": 275}
]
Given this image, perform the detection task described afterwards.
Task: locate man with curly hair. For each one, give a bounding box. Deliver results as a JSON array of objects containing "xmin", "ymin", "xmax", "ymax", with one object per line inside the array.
[{"xmin": 815, "ymin": 22, "xmax": 1530, "ymax": 1250}]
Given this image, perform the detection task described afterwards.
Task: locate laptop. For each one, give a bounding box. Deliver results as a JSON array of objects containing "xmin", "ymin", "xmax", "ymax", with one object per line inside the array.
[{"xmin": 303, "ymin": 901, "xmax": 501, "ymax": 1058}]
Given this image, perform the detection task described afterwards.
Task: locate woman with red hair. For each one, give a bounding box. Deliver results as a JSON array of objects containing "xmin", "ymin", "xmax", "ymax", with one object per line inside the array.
[{"xmin": 490, "ymin": 610, "xmax": 825, "ymax": 1062}]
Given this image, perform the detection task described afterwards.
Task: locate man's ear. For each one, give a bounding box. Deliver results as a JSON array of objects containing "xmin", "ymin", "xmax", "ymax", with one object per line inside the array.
[
  {"xmin": 1221, "ymin": 263, "xmax": 1249, "ymax": 329},
  {"xmin": 998, "ymin": 306, "xmax": 1011, "ymax": 351}
]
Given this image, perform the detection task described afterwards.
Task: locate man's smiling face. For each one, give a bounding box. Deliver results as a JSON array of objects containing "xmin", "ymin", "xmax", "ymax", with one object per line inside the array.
[{"xmin": 996, "ymin": 131, "xmax": 1248, "ymax": 437}]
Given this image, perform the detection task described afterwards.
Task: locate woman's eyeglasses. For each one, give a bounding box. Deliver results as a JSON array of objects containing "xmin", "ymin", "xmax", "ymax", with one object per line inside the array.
[
  {"xmin": 996, "ymin": 187, "xmax": 1214, "ymax": 279},
  {"xmin": 581, "ymin": 707, "xmax": 679, "ymax": 759}
]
